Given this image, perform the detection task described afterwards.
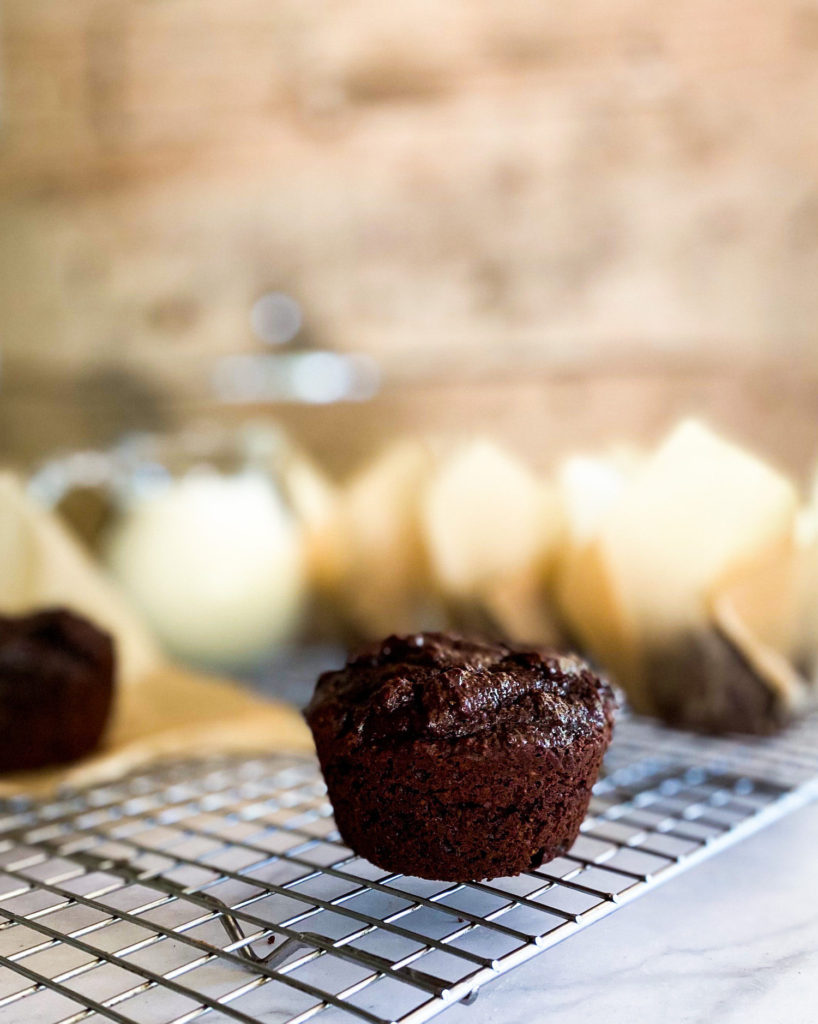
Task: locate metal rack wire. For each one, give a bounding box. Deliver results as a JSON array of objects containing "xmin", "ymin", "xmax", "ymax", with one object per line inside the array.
[{"xmin": 0, "ymin": 711, "xmax": 816, "ymax": 1024}]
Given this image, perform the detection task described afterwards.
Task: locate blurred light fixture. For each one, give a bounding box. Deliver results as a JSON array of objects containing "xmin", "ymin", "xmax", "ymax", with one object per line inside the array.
[
  {"xmin": 250, "ymin": 292, "xmax": 303, "ymax": 346},
  {"xmin": 212, "ymin": 351, "xmax": 380, "ymax": 405}
]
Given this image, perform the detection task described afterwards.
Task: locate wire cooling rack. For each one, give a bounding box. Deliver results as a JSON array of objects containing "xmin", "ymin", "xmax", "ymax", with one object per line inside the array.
[{"xmin": 0, "ymin": 713, "xmax": 817, "ymax": 1024}]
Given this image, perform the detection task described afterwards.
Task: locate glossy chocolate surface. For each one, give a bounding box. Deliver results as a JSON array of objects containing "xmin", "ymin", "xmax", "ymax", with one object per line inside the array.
[{"xmin": 307, "ymin": 632, "xmax": 615, "ymax": 749}]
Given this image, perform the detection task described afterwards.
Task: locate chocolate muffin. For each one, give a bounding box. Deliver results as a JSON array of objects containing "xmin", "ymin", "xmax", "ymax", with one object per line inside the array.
[
  {"xmin": 306, "ymin": 632, "xmax": 615, "ymax": 882},
  {"xmin": 0, "ymin": 608, "xmax": 115, "ymax": 772}
]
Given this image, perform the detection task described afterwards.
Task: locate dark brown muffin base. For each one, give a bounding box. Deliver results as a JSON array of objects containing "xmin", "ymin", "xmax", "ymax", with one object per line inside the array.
[
  {"xmin": 637, "ymin": 630, "xmax": 791, "ymax": 735},
  {"xmin": 320, "ymin": 730, "xmax": 609, "ymax": 881}
]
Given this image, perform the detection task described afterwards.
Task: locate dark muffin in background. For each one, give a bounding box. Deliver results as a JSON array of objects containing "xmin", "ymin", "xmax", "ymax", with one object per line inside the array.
[
  {"xmin": 0, "ymin": 609, "xmax": 115, "ymax": 772},
  {"xmin": 306, "ymin": 632, "xmax": 615, "ymax": 882}
]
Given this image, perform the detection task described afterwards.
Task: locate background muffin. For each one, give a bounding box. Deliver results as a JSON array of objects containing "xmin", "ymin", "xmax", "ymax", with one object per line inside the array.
[{"xmin": 0, "ymin": 608, "xmax": 115, "ymax": 772}]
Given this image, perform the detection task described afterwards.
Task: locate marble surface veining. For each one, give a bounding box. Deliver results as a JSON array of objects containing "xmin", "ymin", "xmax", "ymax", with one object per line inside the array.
[{"xmin": 443, "ymin": 801, "xmax": 818, "ymax": 1024}]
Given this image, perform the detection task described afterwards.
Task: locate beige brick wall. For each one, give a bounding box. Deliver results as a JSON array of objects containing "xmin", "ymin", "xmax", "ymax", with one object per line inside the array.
[{"xmin": 1, "ymin": 1, "xmax": 817, "ymax": 458}]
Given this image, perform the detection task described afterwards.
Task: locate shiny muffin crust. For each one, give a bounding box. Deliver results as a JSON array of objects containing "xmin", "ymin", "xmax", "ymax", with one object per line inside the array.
[{"xmin": 306, "ymin": 632, "xmax": 616, "ymax": 882}]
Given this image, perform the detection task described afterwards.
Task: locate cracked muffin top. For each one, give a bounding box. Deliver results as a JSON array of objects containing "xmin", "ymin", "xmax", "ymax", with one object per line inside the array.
[{"xmin": 306, "ymin": 632, "xmax": 615, "ymax": 751}]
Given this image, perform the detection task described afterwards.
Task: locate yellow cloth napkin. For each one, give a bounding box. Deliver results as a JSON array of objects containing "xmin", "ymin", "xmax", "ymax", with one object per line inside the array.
[{"xmin": 0, "ymin": 473, "xmax": 312, "ymax": 797}]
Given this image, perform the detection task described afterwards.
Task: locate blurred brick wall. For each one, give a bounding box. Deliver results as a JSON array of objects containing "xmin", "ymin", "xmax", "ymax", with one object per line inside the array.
[{"xmin": 1, "ymin": 1, "xmax": 817, "ymax": 456}]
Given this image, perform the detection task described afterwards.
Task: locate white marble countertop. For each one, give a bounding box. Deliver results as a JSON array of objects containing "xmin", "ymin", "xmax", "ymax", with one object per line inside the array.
[{"xmin": 441, "ymin": 800, "xmax": 818, "ymax": 1024}]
